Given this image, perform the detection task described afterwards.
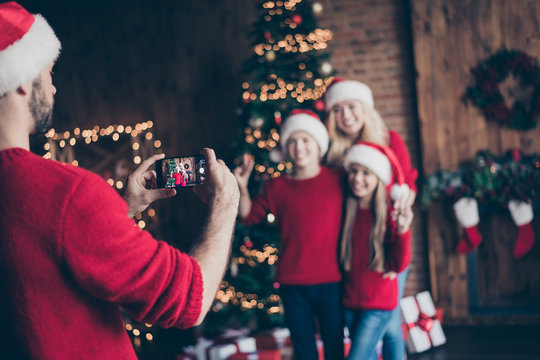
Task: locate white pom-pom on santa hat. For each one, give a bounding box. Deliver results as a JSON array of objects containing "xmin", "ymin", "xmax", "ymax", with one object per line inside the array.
[
  {"xmin": 324, "ymin": 77, "xmax": 374, "ymax": 110},
  {"xmin": 0, "ymin": 2, "xmax": 61, "ymax": 95},
  {"xmin": 508, "ymin": 200, "xmax": 535, "ymax": 258},
  {"xmin": 343, "ymin": 141, "xmax": 409, "ymax": 202},
  {"xmin": 270, "ymin": 109, "xmax": 329, "ymax": 162},
  {"xmin": 453, "ymin": 197, "xmax": 483, "ymax": 253},
  {"xmin": 390, "ymin": 183, "xmax": 410, "ymax": 203}
]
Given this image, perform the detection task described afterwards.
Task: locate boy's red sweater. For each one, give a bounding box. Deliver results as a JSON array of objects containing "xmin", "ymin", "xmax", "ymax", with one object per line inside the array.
[{"xmin": 242, "ymin": 166, "xmax": 343, "ymax": 285}]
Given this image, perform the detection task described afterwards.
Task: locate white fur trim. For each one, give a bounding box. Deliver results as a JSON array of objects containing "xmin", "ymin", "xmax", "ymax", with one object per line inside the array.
[
  {"xmin": 343, "ymin": 144, "xmax": 391, "ymax": 184},
  {"xmin": 508, "ymin": 200, "xmax": 533, "ymax": 226},
  {"xmin": 279, "ymin": 114, "xmax": 329, "ymax": 159},
  {"xmin": 390, "ymin": 184, "xmax": 410, "ymax": 202},
  {"xmin": 324, "ymin": 81, "xmax": 374, "ymax": 110},
  {"xmin": 453, "ymin": 197, "xmax": 479, "ymax": 228},
  {"xmin": 0, "ymin": 14, "xmax": 61, "ymax": 94}
]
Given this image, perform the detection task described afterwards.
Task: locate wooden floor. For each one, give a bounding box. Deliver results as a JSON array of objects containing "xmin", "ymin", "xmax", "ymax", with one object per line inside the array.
[{"xmin": 408, "ymin": 325, "xmax": 540, "ymax": 360}]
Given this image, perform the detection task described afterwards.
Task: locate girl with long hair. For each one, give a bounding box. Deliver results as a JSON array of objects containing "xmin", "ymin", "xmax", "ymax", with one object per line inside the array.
[{"xmin": 340, "ymin": 142, "xmax": 412, "ymax": 360}]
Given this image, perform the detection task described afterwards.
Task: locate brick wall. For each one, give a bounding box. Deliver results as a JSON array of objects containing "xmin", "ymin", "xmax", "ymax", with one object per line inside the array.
[{"xmin": 318, "ymin": 0, "xmax": 428, "ymax": 296}]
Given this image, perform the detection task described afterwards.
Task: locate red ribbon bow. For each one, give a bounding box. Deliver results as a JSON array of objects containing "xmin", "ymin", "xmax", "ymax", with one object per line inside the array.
[{"xmin": 407, "ymin": 311, "xmax": 435, "ymax": 333}]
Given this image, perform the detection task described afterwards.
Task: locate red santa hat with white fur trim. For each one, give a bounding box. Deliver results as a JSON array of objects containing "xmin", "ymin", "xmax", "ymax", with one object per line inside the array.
[
  {"xmin": 270, "ymin": 109, "xmax": 329, "ymax": 162},
  {"xmin": 343, "ymin": 141, "xmax": 410, "ymax": 202},
  {"xmin": 0, "ymin": 2, "xmax": 61, "ymax": 95},
  {"xmin": 324, "ymin": 77, "xmax": 374, "ymax": 110}
]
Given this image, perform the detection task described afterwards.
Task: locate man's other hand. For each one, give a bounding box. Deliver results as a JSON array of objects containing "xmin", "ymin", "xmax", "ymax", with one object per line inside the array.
[{"xmin": 193, "ymin": 148, "xmax": 239, "ymax": 209}]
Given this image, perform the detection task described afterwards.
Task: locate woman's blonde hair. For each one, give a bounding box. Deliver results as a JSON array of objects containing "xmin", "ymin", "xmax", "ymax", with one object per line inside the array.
[
  {"xmin": 340, "ymin": 177, "xmax": 388, "ymax": 272},
  {"xmin": 325, "ymin": 102, "xmax": 389, "ymax": 168}
]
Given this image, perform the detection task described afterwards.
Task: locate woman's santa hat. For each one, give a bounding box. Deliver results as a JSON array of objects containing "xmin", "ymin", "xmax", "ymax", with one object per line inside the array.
[
  {"xmin": 0, "ymin": 2, "xmax": 61, "ymax": 95},
  {"xmin": 343, "ymin": 141, "xmax": 410, "ymax": 202},
  {"xmin": 270, "ymin": 109, "xmax": 329, "ymax": 162},
  {"xmin": 324, "ymin": 77, "xmax": 374, "ymax": 110}
]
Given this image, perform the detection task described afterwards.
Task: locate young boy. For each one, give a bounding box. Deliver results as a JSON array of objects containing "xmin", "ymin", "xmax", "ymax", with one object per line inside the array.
[{"xmin": 234, "ymin": 109, "xmax": 344, "ymax": 360}]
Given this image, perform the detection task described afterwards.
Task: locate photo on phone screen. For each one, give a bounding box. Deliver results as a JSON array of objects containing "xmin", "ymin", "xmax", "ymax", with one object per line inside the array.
[{"xmin": 156, "ymin": 155, "xmax": 206, "ymax": 188}]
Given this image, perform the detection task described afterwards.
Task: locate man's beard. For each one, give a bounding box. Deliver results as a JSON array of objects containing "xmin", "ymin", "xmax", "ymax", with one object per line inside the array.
[{"xmin": 29, "ymin": 78, "xmax": 54, "ymax": 135}]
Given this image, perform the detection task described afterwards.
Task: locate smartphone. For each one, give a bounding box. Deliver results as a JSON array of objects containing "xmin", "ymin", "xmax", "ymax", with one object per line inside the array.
[{"xmin": 156, "ymin": 155, "xmax": 206, "ymax": 188}]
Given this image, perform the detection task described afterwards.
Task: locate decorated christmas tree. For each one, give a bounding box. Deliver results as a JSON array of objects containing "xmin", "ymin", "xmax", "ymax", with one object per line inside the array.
[{"xmin": 202, "ymin": 0, "xmax": 334, "ymax": 335}]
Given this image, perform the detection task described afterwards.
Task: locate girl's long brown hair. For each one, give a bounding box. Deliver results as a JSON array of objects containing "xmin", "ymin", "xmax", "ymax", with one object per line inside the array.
[{"xmin": 340, "ymin": 178, "xmax": 388, "ymax": 272}]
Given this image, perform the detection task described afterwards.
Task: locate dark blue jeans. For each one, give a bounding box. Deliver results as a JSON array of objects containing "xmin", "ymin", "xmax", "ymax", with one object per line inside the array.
[{"xmin": 280, "ymin": 282, "xmax": 344, "ymax": 360}]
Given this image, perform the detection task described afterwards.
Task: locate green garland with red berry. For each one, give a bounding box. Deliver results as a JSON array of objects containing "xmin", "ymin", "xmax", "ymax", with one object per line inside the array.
[
  {"xmin": 466, "ymin": 49, "xmax": 540, "ymax": 131},
  {"xmin": 421, "ymin": 149, "xmax": 540, "ymax": 208}
]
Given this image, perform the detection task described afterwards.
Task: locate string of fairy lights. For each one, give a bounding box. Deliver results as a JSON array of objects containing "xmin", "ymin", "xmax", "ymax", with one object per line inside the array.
[
  {"xmin": 215, "ymin": 280, "xmax": 282, "ymax": 315},
  {"xmin": 242, "ymin": 75, "xmax": 334, "ymax": 103},
  {"xmin": 215, "ymin": 241, "xmax": 282, "ymax": 314},
  {"xmin": 43, "ymin": 121, "xmax": 161, "ymax": 231},
  {"xmin": 254, "ymin": 30, "xmax": 333, "ymax": 55}
]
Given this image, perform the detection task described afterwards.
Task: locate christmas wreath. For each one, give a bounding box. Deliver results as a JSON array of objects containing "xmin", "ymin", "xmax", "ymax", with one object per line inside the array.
[{"xmin": 466, "ymin": 49, "xmax": 540, "ymax": 131}]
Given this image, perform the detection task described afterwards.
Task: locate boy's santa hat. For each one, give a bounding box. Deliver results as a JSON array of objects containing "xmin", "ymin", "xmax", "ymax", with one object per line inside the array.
[
  {"xmin": 270, "ymin": 109, "xmax": 329, "ymax": 162},
  {"xmin": 343, "ymin": 141, "xmax": 410, "ymax": 202},
  {"xmin": 0, "ymin": 2, "xmax": 61, "ymax": 95},
  {"xmin": 324, "ymin": 77, "xmax": 374, "ymax": 110}
]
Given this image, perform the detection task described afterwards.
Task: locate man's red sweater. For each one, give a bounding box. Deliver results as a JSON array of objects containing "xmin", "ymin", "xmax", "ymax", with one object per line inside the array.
[
  {"xmin": 0, "ymin": 148, "xmax": 203, "ymax": 359},
  {"xmin": 241, "ymin": 166, "xmax": 343, "ymax": 285},
  {"xmin": 343, "ymin": 208, "xmax": 411, "ymax": 311}
]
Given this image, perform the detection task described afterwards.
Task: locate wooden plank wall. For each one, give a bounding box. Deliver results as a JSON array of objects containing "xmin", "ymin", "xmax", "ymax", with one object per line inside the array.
[{"xmin": 410, "ymin": 0, "xmax": 540, "ymax": 324}]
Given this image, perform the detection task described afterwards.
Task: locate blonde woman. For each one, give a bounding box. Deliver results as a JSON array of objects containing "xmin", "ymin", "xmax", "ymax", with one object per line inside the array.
[{"xmin": 324, "ymin": 79, "xmax": 417, "ymax": 360}]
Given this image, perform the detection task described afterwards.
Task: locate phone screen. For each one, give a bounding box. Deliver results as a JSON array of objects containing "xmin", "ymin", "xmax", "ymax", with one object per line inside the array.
[{"xmin": 156, "ymin": 155, "xmax": 206, "ymax": 188}]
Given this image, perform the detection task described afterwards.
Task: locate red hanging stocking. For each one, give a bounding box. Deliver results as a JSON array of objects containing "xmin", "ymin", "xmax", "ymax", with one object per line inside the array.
[
  {"xmin": 508, "ymin": 200, "xmax": 535, "ymax": 258},
  {"xmin": 453, "ymin": 197, "xmax": 483, "ymax": 253}
]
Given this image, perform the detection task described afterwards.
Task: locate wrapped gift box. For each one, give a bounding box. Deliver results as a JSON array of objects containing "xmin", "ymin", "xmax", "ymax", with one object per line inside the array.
[
  {"xmin": 176, "ymin": 353, "xmax": 197, "ymax": 360},
  {"xmin": 228, "ymin": 349, "xmax": 281, "ymax": 360},
  {"xmin": 235, "ymin": 337, "xmax": 258, "ymax": 353},
  {"xmin": 400, "ymin": 291, "xmax": 446, "ymax": 354},
  {"xmin": 179, "ymin": 338, "xmax": 213, "ymax": 360},
  {"xmin": 254, "ymin": 328, "xmax": 291, "ymax": 350},
  {"xmin": 208, "ymin": 343, "xmax": 238, "ymax": 360},
  {"xmin": 207, "ymin": 336, "xmax": 258, "ymax": 360}
]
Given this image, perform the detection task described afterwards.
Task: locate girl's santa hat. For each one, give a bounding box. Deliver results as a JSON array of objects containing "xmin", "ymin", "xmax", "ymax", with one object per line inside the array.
[
  {"xmin": 324, "ymin": 77, "xmax": 374, "ymax": 110},
  {"xmin": 0, "ymin": 2, "xmax": 61, "ymax": 95},
  {"xmin": 270, "ymin": 109, "xmax": 329, "ymax": 162},
  {"xmin": 343, "ymin": 141, "xmax": 410, "ymax": 202}
]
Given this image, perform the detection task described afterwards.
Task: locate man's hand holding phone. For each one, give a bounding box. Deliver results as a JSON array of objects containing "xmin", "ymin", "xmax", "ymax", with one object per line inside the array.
[
  {"xmin": 123, "ymin": 153, "xmax": 177, "ymax": 218},
  {"xmin": 193, "ymin": 148, "xmax": 239, "ymax": 208}
]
